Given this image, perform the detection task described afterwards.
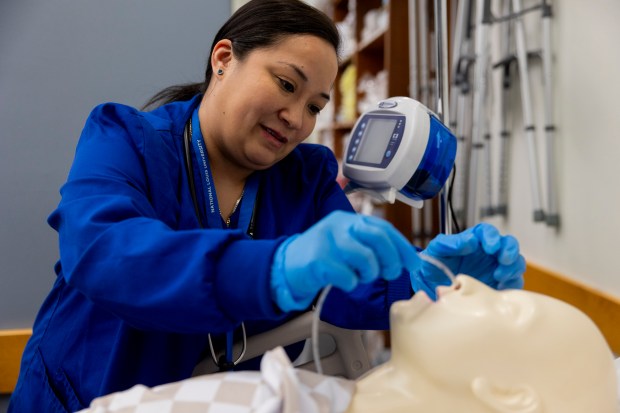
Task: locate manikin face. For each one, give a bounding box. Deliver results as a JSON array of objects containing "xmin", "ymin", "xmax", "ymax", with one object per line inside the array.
[
  {"xmin": 200, "ymin": 34, "xmax": 338, "ymax": 173},
  {"xmin": 389, "ymin": 275, "xmax": 617, "ymax": 412},
  {"xmin": 392, "ymin": 275, "xmax": 540, "ymax": 383}
]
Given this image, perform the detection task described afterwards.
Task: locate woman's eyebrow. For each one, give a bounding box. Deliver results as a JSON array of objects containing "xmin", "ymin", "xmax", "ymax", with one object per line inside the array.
[{"xmin": 278, "ymin": 61, "xmax": 330, "ymax": 101}]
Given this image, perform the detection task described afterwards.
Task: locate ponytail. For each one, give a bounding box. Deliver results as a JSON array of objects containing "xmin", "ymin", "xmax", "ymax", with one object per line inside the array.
[{"xmin": 142, "ymin": 82, "xmax": 205, "ymax": 110}]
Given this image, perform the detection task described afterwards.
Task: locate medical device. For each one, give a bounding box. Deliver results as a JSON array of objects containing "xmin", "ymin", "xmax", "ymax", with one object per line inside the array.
[{"xmin": 343, "ymin": 96, "xmax": 457, "ymax": 208}]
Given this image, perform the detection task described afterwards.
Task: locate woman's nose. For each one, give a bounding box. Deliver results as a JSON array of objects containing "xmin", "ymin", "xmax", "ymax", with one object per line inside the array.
[{"xmin": 279, "ymin": 103, "xmax": 304, "ymax": 130}]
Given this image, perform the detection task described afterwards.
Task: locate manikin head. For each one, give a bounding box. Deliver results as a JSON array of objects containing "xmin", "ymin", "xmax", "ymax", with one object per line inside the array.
[{"xmin": 384, "ymin": 275, "xmax": 618, "ymax": 412}]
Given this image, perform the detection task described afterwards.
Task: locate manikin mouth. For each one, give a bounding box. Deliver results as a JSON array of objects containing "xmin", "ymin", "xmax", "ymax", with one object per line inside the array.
[
  {"xmin": 391, "ymin": 290, "xmax": 433, "ymax": 323},
  {"xmin": 263, "ymin": 126, "xmax": 288, "ymax": 143}
]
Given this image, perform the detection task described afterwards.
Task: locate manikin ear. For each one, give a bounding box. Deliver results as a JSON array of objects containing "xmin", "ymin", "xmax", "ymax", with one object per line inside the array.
[
  {"xmin": 471, "ymin": 377, "xmax": 542, "ymax": 413},
  {"xmin": 210, "ymin": 39, "xmax": 234, "ymax": 73}
]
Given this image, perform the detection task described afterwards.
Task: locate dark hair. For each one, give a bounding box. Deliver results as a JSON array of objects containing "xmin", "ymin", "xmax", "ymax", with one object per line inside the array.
[{"xmin": 143, "ymin": 0, "xmax": 340, "ymax": 110}]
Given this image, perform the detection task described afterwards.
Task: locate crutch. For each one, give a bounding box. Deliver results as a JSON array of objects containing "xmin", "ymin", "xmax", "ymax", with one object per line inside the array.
[
  {"xmin": 511, "ymin": 0, "xmax": 545, "ymax": 222},
  {"xmin": 466, "ymin": 0, "xmax": 493, "ymax": 228},
  {"xmin": 468, "ymin": 0, "xmax": 498, "ymax": 221},
  {"xmin": 418, "ymin": 0, "xmax": 435, "ymax": 245},
  {"xmin": 540, "ymin": 0, "xmax": 560, "ymax": 227},
  {"xmin": 453, "ymin": 70, "xmax": 474, "ymax": 226},
  {"xmin": 480, "ymin": 88, "xmax": 494, "ymax": 218},
  {"xmin": 448, "ymin": 0, "xmax": 463, "ymax": 137},
  {"xmin": 494, "ymin": 0, "xmax": 515, "ymax": 218}
]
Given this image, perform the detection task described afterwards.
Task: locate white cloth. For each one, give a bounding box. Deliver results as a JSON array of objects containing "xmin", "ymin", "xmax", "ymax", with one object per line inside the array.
[
  {"xmin": 78, "ymin": 354, "xmax": 620, "ymax": 413},
  {"xmin": 78, "ymin": 347, "xmax": 355, "ymax": 413}
]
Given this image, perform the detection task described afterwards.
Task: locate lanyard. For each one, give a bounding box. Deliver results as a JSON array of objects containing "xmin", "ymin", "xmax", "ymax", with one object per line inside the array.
[
  {"xmin": 184, "ymin": 107, "xmax": 258, "ymax": 370},
  {"xmin": 189, "ymin": 108, "xmax": 259, "ymax": 232}
]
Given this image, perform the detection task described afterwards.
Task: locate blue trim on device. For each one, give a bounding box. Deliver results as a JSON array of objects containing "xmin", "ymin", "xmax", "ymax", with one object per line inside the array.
[{"xmin": 400, "ymin": 115, "xmax": 457, "ymax": 201}]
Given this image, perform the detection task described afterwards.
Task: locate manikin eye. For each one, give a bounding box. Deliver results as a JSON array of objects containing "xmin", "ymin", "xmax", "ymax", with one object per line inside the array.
[{"xmin": 496, "ymin": 293, "xmax": 535, "ymax": 327}]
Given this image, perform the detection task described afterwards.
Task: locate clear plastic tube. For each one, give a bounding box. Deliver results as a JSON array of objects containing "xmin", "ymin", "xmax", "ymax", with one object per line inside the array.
[
  {"xmin": 312, "ymin": 284, "xmax": 332, "ymax": 375},
  {"xmin": 419, "ymin": 252, "xmax": 458, "ymax": 285}
]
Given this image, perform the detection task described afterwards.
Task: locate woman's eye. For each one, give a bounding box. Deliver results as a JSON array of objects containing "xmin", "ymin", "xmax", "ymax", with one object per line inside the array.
[
  {"xmin": 309, "ymin": 105, "xmax": 322, "ymax": 115},
  {"xmin": 279, "ymin": 78, "xmax": 295, "ymax": 93}
]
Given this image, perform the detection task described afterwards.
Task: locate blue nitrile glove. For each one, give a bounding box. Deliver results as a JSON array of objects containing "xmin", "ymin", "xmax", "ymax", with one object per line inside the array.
[
  {"xmin": 410, "ymin": 222, "xmax": 526, "ymax": 300},
  {"xmin": 271, "ymin": 210, "xmax": 422, "ymax": 312}
]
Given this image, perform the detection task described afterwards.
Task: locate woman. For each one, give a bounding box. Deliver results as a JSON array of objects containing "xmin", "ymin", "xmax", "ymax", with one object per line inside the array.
[{"xmin": 9, "ymin": 1, "xmax": 525, "ymax": 411}]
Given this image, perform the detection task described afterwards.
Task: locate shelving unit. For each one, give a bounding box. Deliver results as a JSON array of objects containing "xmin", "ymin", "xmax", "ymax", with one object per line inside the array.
[{"xmin": 319, "ymin": 0, "xmax": 415, "ymax": 241}]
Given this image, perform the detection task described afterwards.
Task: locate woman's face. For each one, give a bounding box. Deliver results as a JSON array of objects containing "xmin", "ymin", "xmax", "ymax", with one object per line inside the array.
[{"xmin": 201, "ymin": 34, "xmax": 338, "ymax": 172}]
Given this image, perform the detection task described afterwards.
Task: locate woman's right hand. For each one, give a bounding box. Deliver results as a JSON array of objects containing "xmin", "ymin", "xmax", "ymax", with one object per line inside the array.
[{"xmin": 270, "ymin": 210, "xmax": 421, "ymax": 312}]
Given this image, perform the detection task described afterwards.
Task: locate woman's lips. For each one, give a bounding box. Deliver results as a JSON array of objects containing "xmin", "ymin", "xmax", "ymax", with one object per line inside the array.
[{"xmin": 262, "ymin": 125, "xmax": 288, "ymax": 145}]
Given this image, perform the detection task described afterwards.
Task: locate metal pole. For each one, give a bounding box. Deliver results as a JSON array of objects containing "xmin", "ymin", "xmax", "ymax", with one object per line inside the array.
[
  {"xmin": 435, "ymin": 0, "xmax": 454, "ymax": 234},
  {"xmin": 512, "ymin": 0, "xmax": 546, "ymax": 222},
  {"xmin": 434, "ymin": 0, "xmax": 450, "ymax": 125},
  {"xmin": 434, "ymin": 0, "xmax": 452, "ymax": 234},
  {"xmin": 409, "ymin": 0, "xmax": 423, "ymax": 245},
  {"xmin": 409, "ymin": 0, "xmax": 419, "ymax": 99},
  {"xmin": 418, "ymin": 0, "xmax": 434, "ymax": 244},
  {"xmin": 418, "ymin": 0, "xmax": 430, "ymax": 107}
]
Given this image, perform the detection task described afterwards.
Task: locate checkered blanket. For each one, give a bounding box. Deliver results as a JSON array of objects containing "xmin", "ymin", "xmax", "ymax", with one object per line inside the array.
[{"xmin": 78, "ymin": 347, "xmax": 356, "ymax": 413}]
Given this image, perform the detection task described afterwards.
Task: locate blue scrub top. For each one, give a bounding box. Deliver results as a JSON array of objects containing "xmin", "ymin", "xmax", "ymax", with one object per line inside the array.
[{"xmin": 9, "ymin": 95, "xmax": 413, "ymax": 412}]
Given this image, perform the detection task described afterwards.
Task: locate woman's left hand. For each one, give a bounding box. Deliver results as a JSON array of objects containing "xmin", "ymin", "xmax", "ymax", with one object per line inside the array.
[{"xmin": 410, "ymin": 223, "xmax": 526, "ymax": 300}]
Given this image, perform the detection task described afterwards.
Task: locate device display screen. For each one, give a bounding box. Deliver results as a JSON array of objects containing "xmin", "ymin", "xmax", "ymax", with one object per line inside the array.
[{"xmin": 354, "ymin": 118, "xmax": 398, "ymax": 164}]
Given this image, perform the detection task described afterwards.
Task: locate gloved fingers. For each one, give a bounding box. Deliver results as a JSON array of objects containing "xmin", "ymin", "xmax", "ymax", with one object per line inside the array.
[
  {"xmin": 472, "ymin": 223, "xmax": 501, "ymax": 255},
  {"xmin": 356, "ymin": 215, "xmax": 421, "ymax": 276},
  {"xmin": 334, "ymin": 237, "xmax": 381, "ymax": 284},
  {"xmin": 351, "ymin": 218, "xmax": 402, "ymax": 282},
  {"xmin": 410, "ymin": 270, "xmax": 439, "ymax": 301},
  {"xmin": 315, "ymin": 260, "xmax": 361, "ymax": 292},
  {"xmin": 422, "ymin": 264, "xmax": 457, "ymax": 288},
  {"xmin": 497, "ymin": 235, "xmax": 521, "ymax": 265},
  {"xmin": 492, "ymin": 255, "xmax": 526, "ymax": 289},
  {"xmin": 425, "ymin": 231, "xmax": 478, "ymax": 257},
  {"xmin": 497, "ymin": 274, "xmax": 525, "ymax": 290},
  {"xmin": 467, "ymin": 268, "xmax": 496, "ymax": 287}
]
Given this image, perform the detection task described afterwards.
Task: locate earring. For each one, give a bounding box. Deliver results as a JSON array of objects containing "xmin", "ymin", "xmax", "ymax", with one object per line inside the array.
[{"xmin": 217, "ymin": 68, "xmax": 224, "ymax": 76}]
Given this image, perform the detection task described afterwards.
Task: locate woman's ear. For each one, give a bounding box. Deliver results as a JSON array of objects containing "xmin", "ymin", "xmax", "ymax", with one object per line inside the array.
[
  {"xmin": 211, "ymin": 39, "xmax": 234, "ymax": 73},
  {"xmin": 471, "ymin": 377, "xmax": 541, "ymax": 413}
]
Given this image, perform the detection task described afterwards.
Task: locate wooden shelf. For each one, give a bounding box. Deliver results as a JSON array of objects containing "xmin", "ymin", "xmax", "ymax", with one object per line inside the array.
[
  {"xmin": 327, "ymin": 0, "xmax": 413, "ymax": 241},
  {"xmin": 357, "ymin": 29, "xmax": 386, "ymax": 53},
  {"xmin": 333, "ymin": 121, "xmax": 356, "ymax": 130}
]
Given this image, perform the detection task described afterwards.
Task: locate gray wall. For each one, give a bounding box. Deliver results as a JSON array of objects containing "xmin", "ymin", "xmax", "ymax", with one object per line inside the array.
[{"xmin": 0, "ymin": 1, "xmax": 231, "ymax": 329}]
